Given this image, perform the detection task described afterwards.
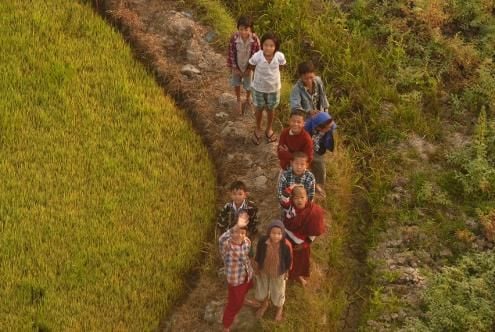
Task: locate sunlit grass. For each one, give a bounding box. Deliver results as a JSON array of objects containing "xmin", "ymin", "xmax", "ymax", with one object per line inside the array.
[{"xmin": 0, "ymin": 1, "xmax": 215, "ymax": 330}]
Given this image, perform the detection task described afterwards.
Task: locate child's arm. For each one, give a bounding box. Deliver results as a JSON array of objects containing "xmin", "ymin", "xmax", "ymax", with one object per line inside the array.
[
  {"xmin": 216, "ymin": 204, "xmax": 230, "ymax": 233},
  {"xmin": 247, "ymin": 203, "xmax": 259, "ymax": 235},
  {"xmin": 218, "ymin": 227, "xmax": 232, "ymax": 258},
  {"xmin": 247, "ymin": 52, "xmax": 258, "ymax": 72},
  {"xmin": 277, "ymin": 131, "xmax": 293, "ymax": 168},
  {"xmin": 290, "ymin": 83, "xmax": 303, "ymax": 112},
  {"xmin": 304, "ymin": 133, "xmax": 314, "ymax": 164},
  {"xmin": 278, "ymin": 52, "xmax": 287, "ymax": 72},
  {"xmin": 277, "ymin": 174, "xmax": 288, "ymax": 203},
  {"xmin": 227, "ymin": 34, "xmax": 237, "ymax": 69},
  {"xmin": 307, "ymin": 175, "xmax": 316, "ymax": 202}
]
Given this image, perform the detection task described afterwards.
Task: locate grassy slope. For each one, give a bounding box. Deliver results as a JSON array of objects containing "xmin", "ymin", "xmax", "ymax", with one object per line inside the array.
[
  {"xmin": 188, "ymin": 1, "xmax": 372, "ymax": 330},
  {"xmin": 191, "ymin": 0, "xmax": 495, "ymax": 330},
  {"xmin": 0, "ymin": 1, "xmax": 215, "ymax": 330}
]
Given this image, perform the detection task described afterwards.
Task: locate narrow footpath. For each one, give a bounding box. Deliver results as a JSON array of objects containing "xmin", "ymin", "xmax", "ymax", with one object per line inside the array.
[{"xmin": 96, "ymin": 0, "xmax": 343, "ymax": 330}]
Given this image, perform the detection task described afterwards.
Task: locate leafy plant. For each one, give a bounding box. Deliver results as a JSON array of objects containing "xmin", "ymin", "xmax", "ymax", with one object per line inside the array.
[
  {"xmin": 402, "ymin": 251, "xmax": 495, "ymax": 332},
  {"xmin": 448, "ymin": 108, "xmax": 495, "ymax": 199}
]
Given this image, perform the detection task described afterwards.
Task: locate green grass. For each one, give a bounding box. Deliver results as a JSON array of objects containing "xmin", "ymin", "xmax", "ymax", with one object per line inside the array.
[
  {"xmin": 188, "ymin": 0, "xmax": 495, "ymax": 330},
  {"xmin": 0, "ymin": 1, "xmax": 216, "ymax": 330}
]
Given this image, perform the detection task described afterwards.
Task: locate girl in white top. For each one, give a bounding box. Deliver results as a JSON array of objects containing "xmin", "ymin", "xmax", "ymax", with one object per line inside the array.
[{"xmin": 248, "ymin": 32, "xmax": 286, "ymax": 145}]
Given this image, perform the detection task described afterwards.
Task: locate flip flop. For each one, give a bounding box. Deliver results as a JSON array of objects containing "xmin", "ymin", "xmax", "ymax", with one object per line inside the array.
[
  {"xmin": 265, "ymin": 130, "xmax": 277, "ymax": 143},
  {"xmin": 251, "ymin": 131, "xmax": 262, "ymax": 145}
]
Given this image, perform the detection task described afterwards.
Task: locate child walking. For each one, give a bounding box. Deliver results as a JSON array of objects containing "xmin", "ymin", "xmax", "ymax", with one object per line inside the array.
[
  {"xmin": 282, "ymin": 186, "xmax": 325, "ymax": 287},
  {"xmin": 227, "ymin": 16, "xmax": 260, "ymax": 114},
  {"xmin": 219, "ymin": 212, "xmax": 254, "ymax": 332},
  {"xmin": 290, "ymin": 61, "xmax": 330, "ymax": 118},
  {"xmin": 248, "ymin": 32, "xmax": 286, "ymax": 144},
  {"xmin": 304, "ymin": 111, "xmax": 336, "ymax": 197},
  {"xmin": 253, "ymin": 220, "xmax": 293, "ymax": 321},
  {"xmin": 217, "ymin": 180, "xmax": 259, "ymax": 236}
]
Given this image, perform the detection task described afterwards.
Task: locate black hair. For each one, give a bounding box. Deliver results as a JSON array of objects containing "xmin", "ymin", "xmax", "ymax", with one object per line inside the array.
[
  {"xmin": 297, "ymin": 61, "xmax": 316, "ymax": 76},
  {"xmin": 237, "ymin": 16, "xmax": 254, "ymax": 30},
  {"xmin": 292, "ymin": 151, "xmax": 309, "ymax": 161},
  {"xmin": 290, "ymin": 109, "xmax": 306, "ymax": 119},
  {"xmin": 260, "ymin": 32, "xmax": 280, "ymax": 52},
  {"xmin": 229, "ymin": 180, "xmax": 248, "ymax": 192},
  {"xmin": 316, "ymin": 119, "xmax": 333, "ymax": 129}
]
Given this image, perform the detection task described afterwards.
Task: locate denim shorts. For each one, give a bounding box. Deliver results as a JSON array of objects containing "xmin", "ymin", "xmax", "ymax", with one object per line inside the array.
[
  {"xmin": 252, "ymin": 89, "xmax": 280, "ymax": 110},
  {"xmin": 230, "ymin": 72, "xmax": 252, "ymax": 91}
]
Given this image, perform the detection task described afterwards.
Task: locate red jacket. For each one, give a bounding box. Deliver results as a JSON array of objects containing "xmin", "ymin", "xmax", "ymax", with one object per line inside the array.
[{"xmin": 277, "ymin": 128, "xmax": 314, "ymax": 169}]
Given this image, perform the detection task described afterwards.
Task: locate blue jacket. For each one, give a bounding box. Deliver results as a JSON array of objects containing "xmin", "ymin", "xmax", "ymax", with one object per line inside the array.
[
  {"xmin": 290, "ymin": 76, "xmax": 329, "ymax": 114},
  {"xmin": 304, "ymin": 112, "xmax": 336, "ymax": 155}
]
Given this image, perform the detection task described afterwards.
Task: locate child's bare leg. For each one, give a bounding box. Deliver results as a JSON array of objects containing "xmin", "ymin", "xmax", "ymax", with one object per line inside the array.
[
  {"xmin": 234, "ymin": 86, "xmax": 242, "ymax": 114},
  {"xmin": 244, "ymin": 297, "xmax": 261, "ymax": 308},
  {"xmin": 256, "ymin": 299, "xmax": 269, "ymax": 319},
  {"xmin": 255, "ymin": 108, "xmax": 263, "ymax": 133},
  {"xmin": 266, "ymin": 109, "xmax": 275, "ymax": 135},
  {"xmin": 245, "ymin": 90, "xmax": 252, "ymax": 104},
  {"xmin": 298, "ymin": 276, "xmax": 308, "ymax": 287},
  {"xmin": 274, "ymin": 306, "xmax": 284, "ymax": 321}
]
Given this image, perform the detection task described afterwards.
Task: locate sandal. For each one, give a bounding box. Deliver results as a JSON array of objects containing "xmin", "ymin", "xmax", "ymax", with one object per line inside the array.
[
  {"xmin": 265, "ymin": 130, "xmax": 277, "ymax": 143},
  {"xmin": 251, "ymin": 131, "xmax": 262, "ymax": 145}
]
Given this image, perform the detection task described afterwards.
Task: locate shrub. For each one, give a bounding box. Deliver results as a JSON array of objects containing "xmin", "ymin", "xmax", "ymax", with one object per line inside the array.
[
  {"xmin": 402, "ymin": 251, "xmax": 495, "ymax": 332},
  {"xmin": 448, "ymin": 108, "xmax": 495, "ymax": 200}
]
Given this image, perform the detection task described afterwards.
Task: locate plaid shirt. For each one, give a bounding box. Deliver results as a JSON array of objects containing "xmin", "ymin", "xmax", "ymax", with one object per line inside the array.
[
  {"xmin": 217, "ymin": 200, "xmax": 258, "ymax": 235},
  {"xmin": 219, "ymin": 228, "xmax": 253, "ymax": 286},
  {"xmin": 227, "ymin": 32, "xmax": 260, "ymax": 70},
  {"xmin": 278, "ymin": 167, "xmax": 316, "ymax": 205}
]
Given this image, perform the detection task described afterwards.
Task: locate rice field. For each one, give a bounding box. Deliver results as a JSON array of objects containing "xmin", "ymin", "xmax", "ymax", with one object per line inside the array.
[{"xmin": 0, "ymin": 1, "xmax": 216, "ymax": 330}]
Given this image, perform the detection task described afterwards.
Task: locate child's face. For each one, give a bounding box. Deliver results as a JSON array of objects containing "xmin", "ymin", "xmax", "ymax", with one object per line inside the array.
[
  {"xmin": 301, "ymin": 72, "xmax": 316, "ymax": 88},
  {"xmin": 289, "ymin": 115, "xmax": 305, "ymax": 134},
  {"xmin": 292, "ymin": 190, "xmax": 308, "ymax": 209},
  {"xmin": 291, "ymin": 157, "xmax": 308, "ymax": 176},
  {"xmin": 238, "ymin": 25, "xmax": 251, "ymax": 40},
  {"xmin": 269, "ymin": 227, "xmax": 283, "ymax": 244},
  {"xmin": 318, "ymin": 121, "xmax": 333, "ymax": 133},
  {"xmin": 232, "ymin": 228, "xmax": 247, "ymax": 244},
  {"xmin": 230, "ymin": 189, "xmax": 247, "ymax": 206},
  {"xmin": 262, "ymin": 39, "xmax": 276, "ymax": 56}
]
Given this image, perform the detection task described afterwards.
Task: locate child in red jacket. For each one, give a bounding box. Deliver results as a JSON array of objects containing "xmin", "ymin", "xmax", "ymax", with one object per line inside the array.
[{"xmin": 277, "ymin": 109, "xmax": 313, "ymax": 170}]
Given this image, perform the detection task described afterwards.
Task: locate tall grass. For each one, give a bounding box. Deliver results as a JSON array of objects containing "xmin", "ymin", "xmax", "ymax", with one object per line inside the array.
[{"xmin": 0, "ymin": 1, "xmax": 215, "ymax": 330}]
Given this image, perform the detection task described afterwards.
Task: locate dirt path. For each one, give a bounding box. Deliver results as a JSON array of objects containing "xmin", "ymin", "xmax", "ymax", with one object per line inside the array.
[{"xmin": 95, "ymin": 1, "xmax": 335, "ymax": 330}]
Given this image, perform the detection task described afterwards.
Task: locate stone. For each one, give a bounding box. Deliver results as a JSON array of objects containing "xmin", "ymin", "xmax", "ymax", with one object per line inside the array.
[
  {"xmin": 439, "ymin": 248, "xmax": 453, "ymax": 258},
  {"xmin": 204, "ymin": 31, "xmax": 218, "ymax": 43},
  {"xmin": 253, "ymin": 175, "xmax": 268, "ymax": 188},
  {"xmin": 168, "ymin": 16, "xmax": 194, "ymax": 39},
  {"xmin": 220, "ymin": 125, "xmax": 235, "ymax": 137},
  {"xmin": 186, "ymin": 49, "xmax": 202, "ymax": 63},
  {"xmin": 180, "ymin": 64, "xmax": 201, "ymax": 77},
  {"xmin": 253, "ymin": 166, "xmax": 263, "ymax": 177},
  {"xmin": 204, "ymin": 300, "xmax": 224, "ymax": 323},
  {"xmin": 215, "ymin": 112, "xmax": 229, "ymax": 120},
  {"xmin": 243, "ymin": 155, "xmax": 253, "ymax": 168},
  {"xmin": 218, "ymin": 92, "xmax": 238, "ymax": 109}
]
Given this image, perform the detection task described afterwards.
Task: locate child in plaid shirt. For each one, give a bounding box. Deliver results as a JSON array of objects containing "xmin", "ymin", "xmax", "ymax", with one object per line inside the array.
[
  {"xmin": 227, "ymin": 16, "xmax": 260, "ymax": 114},
  {"xmin": 278, "ymin": 151, "xmax": 316, "ymax": 205},
  {"xmin": 217, "ymin": 181, "xmax": 259, "ymax": 236},
  {"xmin": 219, "ymin": 212, "xmax": 254, "ymax": 331}
]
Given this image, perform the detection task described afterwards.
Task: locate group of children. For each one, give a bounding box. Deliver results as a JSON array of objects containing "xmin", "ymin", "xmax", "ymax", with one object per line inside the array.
[{"xmin": 218, "ymin": 15, "xmax": 337, "ymax": 332}]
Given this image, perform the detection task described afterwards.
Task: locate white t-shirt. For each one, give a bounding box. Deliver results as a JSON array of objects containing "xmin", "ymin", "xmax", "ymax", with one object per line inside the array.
[{"xmin": 249, "ymin": 50, "xmax": 286, "ymax": 93}]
